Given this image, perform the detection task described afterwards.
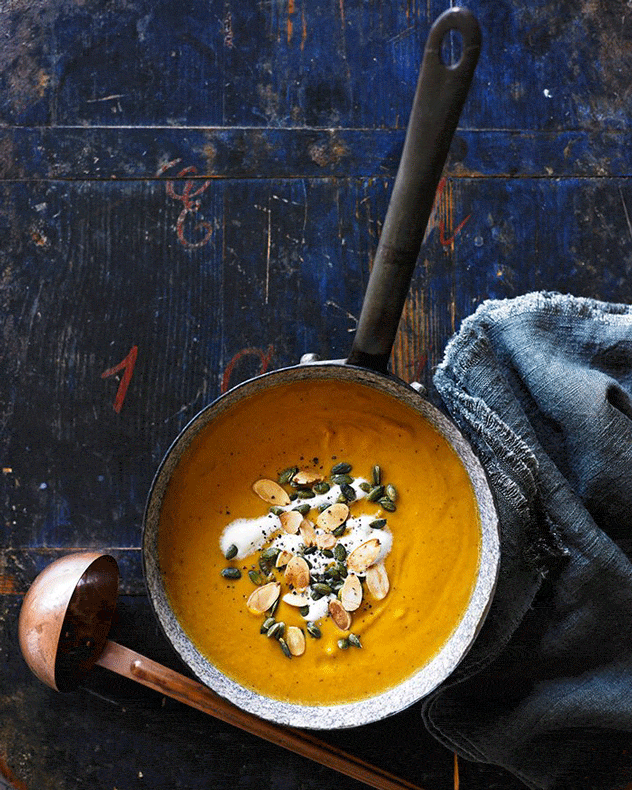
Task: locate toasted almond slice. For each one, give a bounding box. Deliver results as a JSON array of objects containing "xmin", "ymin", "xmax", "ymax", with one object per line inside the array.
[
  {"xmin": 347, "ymin": 538, "xmax": 381, "ymax": 574},
  {"xmin": 316, "ymin": 502, "xmax": 349, "ymax": 532},
  {"xmin": 286, "ymin": 625, "xmax": 306, "ymax": 656},
  {"xmin": 315, "ymin": 531, "xmax": 336, "ymax": 550},
  {"xmin": 279, "ymin": 510, "xmax": 303, "ymax": 534},
  {"xmin": 275, "ymin": 549, "xmax": 294, "ymax": 568},
  {"xmin": 340, "ymin": 573, "xmax": 363, "ymax": 612},
  {"xmin": 282, "ymin": 590, "xmax": 310, "ymax": 607},
  {"xmin": 328, "ymin": 599, "xmax": 352, "ymax": 631},
  {"xmin": 284, "ymin": 555, "xmax": 311, "ymax": 590},
  {"xmin": 365, "ymin": 562, "xmax": 390, "ymax": 600},
  {"xmin": 252, "ymin": 478, "xmax": 291, "ymax": 506},
  {"xmin": 292, "ymin": 469, "xmax": 324, "ymax": 486},
  {"xmin": 299, "ymin": 518, "xmax": 317, "ymax": 546},
  {"xmin": 246, "ymin": 582, "xmax": 281, "ymax": 614}
]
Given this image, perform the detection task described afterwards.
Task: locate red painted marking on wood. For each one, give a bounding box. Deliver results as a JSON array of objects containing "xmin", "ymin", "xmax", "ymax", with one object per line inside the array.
[
  {"xmin": 101, "ymin": 345, "xmax": 138, "ymax": 414},
  {"xmin": 221, "ymin": 346, "xmax": 274, "ymax": 394},
  {"xmin": 0, "ymin": 756, "xmax": 28, "ymax": 790},
  {"xmin": 431, "ymin": 177, "xmax": 470, "ymax": 246},
  {"xmin": 159, "ymin": 159, "xmax": 213, "ymax": 249},
  {"xmin": 439, "ymin": 213, "xmax": 471, "ymax": 246}
]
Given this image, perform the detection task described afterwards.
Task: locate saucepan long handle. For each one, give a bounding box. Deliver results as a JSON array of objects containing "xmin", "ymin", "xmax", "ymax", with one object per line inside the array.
[{"xmin": 346, "ymin": 7, "xmax": 481, "ymax": 373}]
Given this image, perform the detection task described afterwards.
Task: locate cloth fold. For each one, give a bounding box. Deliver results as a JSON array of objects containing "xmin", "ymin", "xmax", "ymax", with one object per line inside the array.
[{"xmin": 423, "ymin": 292, "xmax": 632, "ymax": 790}]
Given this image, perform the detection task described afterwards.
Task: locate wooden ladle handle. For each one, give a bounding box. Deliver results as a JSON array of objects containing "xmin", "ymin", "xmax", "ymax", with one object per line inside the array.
[{"xmin": 96, "ymin": 641, "xmax": 423, "ymax": 790}]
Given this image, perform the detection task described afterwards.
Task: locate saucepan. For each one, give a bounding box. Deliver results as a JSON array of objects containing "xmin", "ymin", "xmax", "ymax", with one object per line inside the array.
[{"xmin": 143, "ymin": 7, "xmax": 499, "ymax": 730}]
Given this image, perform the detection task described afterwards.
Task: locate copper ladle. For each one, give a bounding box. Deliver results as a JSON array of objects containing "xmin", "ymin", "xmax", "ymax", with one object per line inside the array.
[{"xmin": 18, "ymin": 552, "xmax": 421, "ymax": 790}]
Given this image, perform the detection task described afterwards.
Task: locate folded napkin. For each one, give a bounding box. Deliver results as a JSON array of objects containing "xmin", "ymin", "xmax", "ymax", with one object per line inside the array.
[{"xmin": 422, "ymin": 292, "xmax": 632, "ymax": 790}]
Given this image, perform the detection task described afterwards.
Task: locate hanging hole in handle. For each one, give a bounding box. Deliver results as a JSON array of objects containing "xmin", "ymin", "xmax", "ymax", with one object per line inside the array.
[{"xmin": 440, "ymin": 27, "xmax": 464, "ymax": 68}]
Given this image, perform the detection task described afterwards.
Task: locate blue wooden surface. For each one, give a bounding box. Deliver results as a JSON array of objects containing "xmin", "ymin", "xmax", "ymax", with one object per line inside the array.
[{"xmin": 1, "ymin": 0, "xmax": 632, "ymax": 788}]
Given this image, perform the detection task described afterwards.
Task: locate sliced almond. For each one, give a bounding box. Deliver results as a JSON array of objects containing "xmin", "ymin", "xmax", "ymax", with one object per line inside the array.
[
  {"xmin": 328, "ymin": 599, "xmax": 352, "ymax": 631},
  {"xmin": 246, "ymin": 582, "xmax": 281, "ymax": 614},
  {"xmin": 279, "ymin": 510, "xmax": 303, "ymax": 534},
  {"xmin": 284, "ymin": 555, "xmax": 310, "ymax": 590},
  {"xmin": 286, "ymin": 626, "xmax": 306, "ymax": 656},
  {"xmin": 347, "ymin": 538, "xmax": 381, "ymax": 574},
  {"xmin": 252, "ymin": 478, "xmax": 291, "ymax": 506},
  {"xmin": 275, "ymin": 549, "xmax": 294, "ymax": 568},
  {"xmin": 365, "ymin": 562, "xmax": 390, "ymax": 600},
  {"xmin": 340, "ymin": 574, "xmax": 363, "ymax": 612},
  {"xmin": 299, "ymin": 518, "xmax": 317, "ymax": 546},
  {"xmin": 292, "ymin": 469, "xmax": 324, "ymax": 486},
  {"xmin": 315, "ymin": 531, "xmax": 336, "ymax": 550},
  {"xmin": 316, "ymin": 502, "xmax": 349, "ymax": 532},
  {"xmin": 282, "ymin": 590, "xmax": 310, "ymax": 607}
]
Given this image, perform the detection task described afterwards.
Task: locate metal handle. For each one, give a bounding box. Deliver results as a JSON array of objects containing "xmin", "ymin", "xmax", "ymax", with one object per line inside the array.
[{"xmin": 346, "ymin": 7, "xmax": 481, "ymax": 372}]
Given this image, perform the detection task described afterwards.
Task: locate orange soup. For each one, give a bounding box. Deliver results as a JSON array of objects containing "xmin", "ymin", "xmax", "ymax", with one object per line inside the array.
[{"xmin": 158, "ymin": 377, "xmax": 480, "ymax": 706}]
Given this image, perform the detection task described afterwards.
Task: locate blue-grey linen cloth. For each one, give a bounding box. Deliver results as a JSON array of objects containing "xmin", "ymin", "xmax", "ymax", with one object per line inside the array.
[{"xmin": 423, "ymin": 292, "xmax": 632, "ymax": 790}]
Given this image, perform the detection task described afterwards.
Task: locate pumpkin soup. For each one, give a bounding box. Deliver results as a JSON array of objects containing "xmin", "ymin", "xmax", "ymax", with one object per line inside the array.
[{"xmin": 158, "ymin": 377, "xmax": 481, "ymax": 706}]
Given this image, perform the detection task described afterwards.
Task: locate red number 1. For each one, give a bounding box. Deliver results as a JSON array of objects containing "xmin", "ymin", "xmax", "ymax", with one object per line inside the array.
[{"xmin": 101, "ymin": 345, "xmax": 138, "ymax": 413}]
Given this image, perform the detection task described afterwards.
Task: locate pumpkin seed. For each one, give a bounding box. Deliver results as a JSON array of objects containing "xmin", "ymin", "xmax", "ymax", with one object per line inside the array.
[
  {"xmin": 299, "ymin": 605, "xmax": 310, "ymax": 617},
  {"xmin": 269, "ymin": 506, "xmax": 284, "ymax": 516},
  {"xmin": 260, "ymin": 616, "xmax": 276, "ymax": 634},
  {"xmin": 331, "ymin": 473, "xmax": 353, "ymax": 486},
  {"xmin": 372, "ymin": 465, "xmax": 382, "ymax": 486},
  {"xmin": 379, "ymin": 497, "xmax": 397, "ymax": 512},
  {"xmin": 334, "ymin": 543, "xmax": 347, "ymax": 562},
  {"xmin": 359, "ymin": 481, "xmax": 371, "ymax": 493},
  {"xmin": 322, "ymin": 548, "xmax": 334, "ymax": 558},
  {"xmin": 367, "ymin": 485, "xmax": 385, "ymax": 502},
  {"xmin": 224, "ymin": 544, "xmax": 238, "ymax": 560},
  {"xmin": 313, "ymin": 481, "xmax": 331, "ymax": 494},
  {"xmin": 337, "ymin": 638, "xmax": 349, "ymax": 650},
  {"xmin": 385, "ymin": 483, "xmax": 398, "ymax": 501},
  {"xmin": 331, "ymin": 462, "xmax": 352, "ymax": 475},
  {"xmin": 266, "ymin": 621, "xmax": 283, "ymax": 639},
  {"xmin": 279, "ymin": 637, "xmax": 292, "ymax": 658},
  {"xmin": 312, "ymin": 582, "xmax": 333, "ymax": 596},
  {"xmin": 261, "ymin": 546, "xmax": 280, "ymax": 561},
  {"xmin": 369, "ymin": 518, "xmax": 387, "ymax": 529},
  {"xmin": 248, "ymin": 569, "xmax": 263, "ymax": 585},
  {"xmin": 340, "ymin": 483, "xmax": 356, "ymax": 501},
  {"xmin": 278, "ymin": 466, "xmax": 298, "ymax": 484},
  {"xmin": 306, "ymin": 622, "xmax": 321, "ymax": 638},
  {"xmin": 293, "ymin": 502, "xmax": 311, "ymax": 515},
  {"xmin": 252, "ymin": 478, "xmax": 291, "ymax": 506},
  {"xmin": 332, "ymin": 522, "xmax": 347, "ymax": 537},
  {"xmin": 221, "ymin": 567, "xmax": 241, "ymax": 580},
  {"xmin": 266, "ymin": 621, "xmax": 285, "ymax": 639},
  {"xmin": 348, "ymin": 633, "xmax": 362, "ymax": 648},
  {"xmin": 297, "ymin": 488, "xmax": 316, "ymax": 499}
]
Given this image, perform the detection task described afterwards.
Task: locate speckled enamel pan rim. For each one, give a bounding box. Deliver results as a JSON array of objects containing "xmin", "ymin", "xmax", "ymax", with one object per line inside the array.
[{"xmin": 143, "ymin": 362, "xmax": 500, "ymax": 730}]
